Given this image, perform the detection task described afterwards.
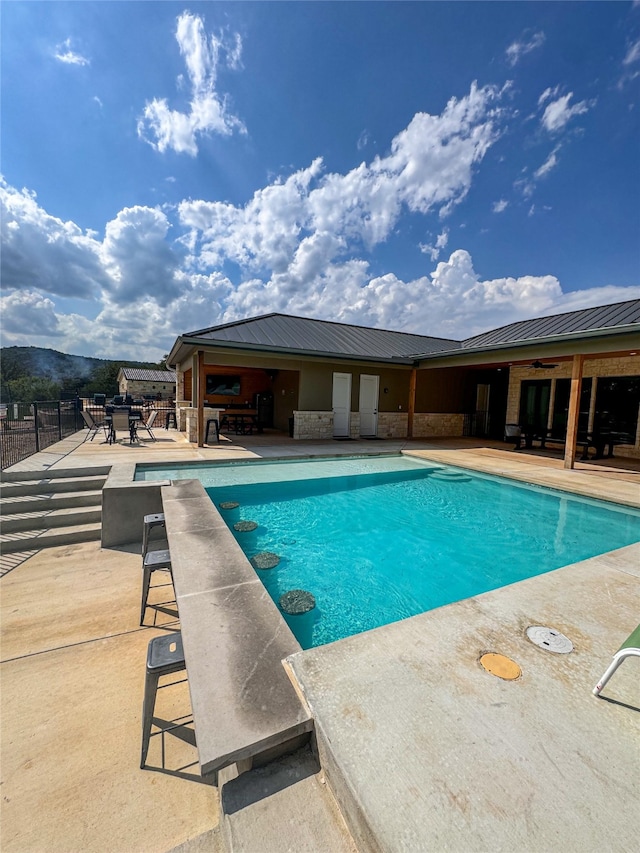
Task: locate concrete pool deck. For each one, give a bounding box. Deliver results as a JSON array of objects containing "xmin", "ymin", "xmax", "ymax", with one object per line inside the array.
[{"xmin": 1, "ymin": 428, "xmax": 639, "ymax": 851}]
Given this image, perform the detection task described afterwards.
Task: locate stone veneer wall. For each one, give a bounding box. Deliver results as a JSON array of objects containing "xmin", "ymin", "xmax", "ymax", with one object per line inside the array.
[
  {"xmin": 293, "ymin": 411, "xmax": 334, "ymax": 440},
  {"xmin": 507, "ymin": 356, "xmax": 640, "ymax": 458},
  {"xmin": 118, "ymin": 379, "xmax": 176, "ymax": 400},
  {"xmin": 378, "ymin": 412, "xmax": 409, "ymax": 438},
  {"xmin": 291, "ymin": 410, "xmax": 462, "ymax": 440},
  {"xmin": 412, "ymin": 413, "xmax": 465, "ymax": 438}
]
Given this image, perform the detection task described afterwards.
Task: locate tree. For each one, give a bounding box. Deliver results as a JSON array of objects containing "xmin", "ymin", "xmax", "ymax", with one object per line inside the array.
[
  {"xmin": 0, "ymin": 349, "xmax": 32, "ymax": 402},
  {"xmin": 7, "ymin": 376, "xmax": 61, "ymax": 403},
  {"xmin": 83, "ymin": 362, "xmax": 121, "ymax": 396}
]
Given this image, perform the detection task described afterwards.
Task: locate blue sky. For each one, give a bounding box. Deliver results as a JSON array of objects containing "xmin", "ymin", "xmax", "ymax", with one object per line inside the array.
[{"xmin": 1, "ymin": 1, "xmax": 639, "ymax": 361}]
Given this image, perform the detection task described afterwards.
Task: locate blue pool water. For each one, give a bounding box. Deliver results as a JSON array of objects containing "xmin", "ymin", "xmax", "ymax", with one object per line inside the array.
[{"xmin": 156, "ymin": 455, "xmax": 640, "ymax": 649}]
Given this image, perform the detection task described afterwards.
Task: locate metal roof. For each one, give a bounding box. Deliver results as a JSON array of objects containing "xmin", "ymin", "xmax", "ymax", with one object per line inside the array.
[
  {"xmin": 459, "ymin": 299, "xmax": 640, "ymax": 350},
  {"xmin": 183, "ymin": 313, "xmax": 460, "ymax": 361},
  {"xmin": 120, "ymin": 368, "xmax": 176, "ymax": 382}
]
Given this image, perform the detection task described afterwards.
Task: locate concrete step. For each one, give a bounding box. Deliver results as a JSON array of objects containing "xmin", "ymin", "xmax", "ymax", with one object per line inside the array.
[
  {"xmin": 1, "ymin": 506, "xmax": 102, "ymax": 534},
  {"xmin": 0, "ymin": 522, "xmax": 102, "ymax": 553},
  {"xmin": 219, "ymin": 747, "xmax": 357, "ymax": 853},
  {"xmin": 167, "ymin": 828, "xmax": 225, "ymax": 853},
  {"xmin": 0, "ymin": 475, "xmax": 107, "ymax": 498},
  {"xmin": 0, "ymin": 465, "xmax": 111, "ymax": 483},
  {"xmin": 0, "ymin": 489, "xmax": 103, "ymax": 516}
]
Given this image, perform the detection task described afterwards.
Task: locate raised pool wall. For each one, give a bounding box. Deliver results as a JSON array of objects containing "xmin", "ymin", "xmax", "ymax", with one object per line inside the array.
[
  {"xmin": 101, "ymin": 463, "xmax": 169, "ymax": 547},
  {"xmin": 102, "ymin": 464, "xmax": 314, "ymax": 780}
]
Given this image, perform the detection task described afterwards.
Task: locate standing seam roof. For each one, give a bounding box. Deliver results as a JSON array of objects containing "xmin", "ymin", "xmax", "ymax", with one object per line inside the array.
[
  {"xmin": 120, "ymin": 369, "xmax": 176, "ymax": 382},
  {"xmin": 460, "ymin": 300, "xmax": 640, "ymax": 349},
  {"xmin": 185, "ymin": 313, "xmax": 460, "ymax": 359}
]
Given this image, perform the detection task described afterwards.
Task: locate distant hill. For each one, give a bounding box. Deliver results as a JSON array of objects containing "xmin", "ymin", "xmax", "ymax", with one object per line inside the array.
[
  {"xmin": 0, "ymin": 346, "xmax": 159, "ymax": 382},
  {"xmin": 0, "ymin": 346, "xmax": 164, "ymax": 402}
]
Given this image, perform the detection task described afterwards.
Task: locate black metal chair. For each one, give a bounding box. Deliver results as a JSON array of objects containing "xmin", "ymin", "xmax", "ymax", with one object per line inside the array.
[
  {"xmin": 141, "ymin": 548, "xmax": 172, "ymax": 626},
  {"xmin": 140, "ymin": 632, "xmax": 187, "ymax": 769},
  {"xmin": 205, "ymin": 418, "xmax": 220, "ymax": 444},
  {"xmin": 142, "ymin": 512, "xmax": 165, "ymax": 556}
]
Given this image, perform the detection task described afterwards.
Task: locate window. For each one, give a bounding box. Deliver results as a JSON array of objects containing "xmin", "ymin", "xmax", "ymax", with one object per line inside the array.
[
  {"xmin": 550, "ymin": 378, "xmax": 592, "ymax": 439},
  {"xmin": 594, "ymin": 376, "xmax": 640, "ymax": 439}
]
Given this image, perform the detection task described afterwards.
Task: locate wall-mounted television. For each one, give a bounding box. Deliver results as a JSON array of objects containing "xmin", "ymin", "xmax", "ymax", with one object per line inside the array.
[{"xmin": 206, "ymin": 375, "xmax": 241, "ymax": 396}]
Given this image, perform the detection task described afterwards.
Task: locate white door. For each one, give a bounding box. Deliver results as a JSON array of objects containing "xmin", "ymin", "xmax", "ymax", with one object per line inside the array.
[
  {"xmin": 359, "ymin": 374, "xmax": 379, "ymax": 436},
  {"xmin": 332, "ymin": 373, "xmax": 352, "ymax": 437}
]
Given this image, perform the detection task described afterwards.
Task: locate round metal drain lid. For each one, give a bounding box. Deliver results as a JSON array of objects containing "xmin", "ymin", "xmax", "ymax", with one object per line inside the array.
[
  {"xmin": 479, "ymin": 653, "xmax": 521, "ymax": 680},
  {"xmin": 526, "ymin": 626, "xmax": 573, "ymax": 654}
]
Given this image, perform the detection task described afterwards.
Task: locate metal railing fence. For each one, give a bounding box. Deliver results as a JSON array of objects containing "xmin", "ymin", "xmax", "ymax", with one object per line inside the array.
[
  {"xmin": 0, "ymin": 401, "xmax": 81, "ymax": 470},
  {"xmin": 0, "ymin": 400, "xmax": 177, "ymax": 470}
]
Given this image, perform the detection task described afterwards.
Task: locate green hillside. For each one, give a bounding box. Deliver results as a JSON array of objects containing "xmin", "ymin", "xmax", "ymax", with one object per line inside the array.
[{"xmin": 0, "ymin": 346, "xmax": 164, "ymax": 402}]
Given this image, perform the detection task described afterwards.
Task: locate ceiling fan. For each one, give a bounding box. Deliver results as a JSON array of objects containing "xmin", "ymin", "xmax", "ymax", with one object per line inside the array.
[{"xmin": 531, "ymin": 360, "xmax": 559, "ymax": 369}]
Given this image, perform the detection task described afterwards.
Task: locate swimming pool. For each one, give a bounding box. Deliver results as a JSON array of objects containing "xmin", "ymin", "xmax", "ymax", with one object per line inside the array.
[{"xmin": 138, "ymin": 455, "xmax": 640, "ymax": 649}]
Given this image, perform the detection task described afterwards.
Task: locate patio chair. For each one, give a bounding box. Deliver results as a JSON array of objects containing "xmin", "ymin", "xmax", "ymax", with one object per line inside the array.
[
  {"xmin": 111, "ymin": 410, "xmax": 134, "ymax": 444},
  {"xmin": 137, "ymin": 409, "xmax": 159, "ymax": 441},
  {"xmin": 504, "ymin": 423, "xmax": 523, "ymax": 449},
  {"xmin": 593, "ymin": 624, "xmax": 640, "ymax": 697},
  {"xmin": 80, "ymin": 409, "xmax": 107, "ymax": 442}
]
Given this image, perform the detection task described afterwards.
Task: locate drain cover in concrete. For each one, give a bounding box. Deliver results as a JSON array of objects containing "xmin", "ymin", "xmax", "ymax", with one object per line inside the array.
[
  {"xmin": 234, "ymin": 520, "xmax": 258, "ymax": 532},
  {"xmin": 526, "ymin": 626, "xmax": 574, "ymax": 653},
  {"xmin": 251, "ymin": 552, "xmax": 280, "ymax": 570},
  {"xmin": 279, "ymin": 589, "xmax": 316, "ymax": 615},
  {"xmin": 479, "ymin": 653, "xmax": 521, "ymax": 680},
  {"xmin": 220, "ymin": 501, "xmax": 239, "ymax": 510}
]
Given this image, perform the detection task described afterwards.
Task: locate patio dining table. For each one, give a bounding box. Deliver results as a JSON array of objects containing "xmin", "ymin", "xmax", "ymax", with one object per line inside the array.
[
  {"xmin": 220, "ymin": 409, "xmax": 258, "ymax": 435},
  {"xmin": 105, "ymin": 409, "xmax": 142, "ymax": 444}
]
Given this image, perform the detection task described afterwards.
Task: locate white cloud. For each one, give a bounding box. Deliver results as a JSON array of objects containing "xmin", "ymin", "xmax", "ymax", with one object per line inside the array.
[
  {"xmin": 492, "ymin": 199, "xmax": 508, "ymax": 213},
  {"xmin": 623, "ymin": 38, "xmax": 640, "ymax": 66},
  {"xmin": 137, "ymin": 12, "xmax": 245, "ymax": 156},
  {"xmin": 538, "ymin": 85, "xmax": 561, "ymax": 106},
  {"xmin": 0, "ymin": 180, "xmax": 108, "ymax": 297},
  {"xmin": 54, "ymin": 38, "xmax": 90, "ymax": 66},
  {"xmin": 180, "ymin": 81, "xmax": 505, "ymax": 279},
  {"xmin": 534, "ymin": 147, "xmax": 560, "ymax": 179},
  {"xmin": 100, "ymin": 206, "xmax": 183, "ymax": 306},
  {"xmin": 357, "ymin": 130, "xmax": 370, "ymax": 150},
  {"xmin": 541, "ymin": 93, "xmax": 594, "ymax": 133},
  {"xmin": 2, "ymin": 178, "xmax": 638, "ymax": 357},
  {"xmin": 1, "ymin": 67, "xmax": 637, "ymax": 360},
  {"xmin": 506, "ymin": 31, "xmax": 545, "ymax": 66},
  {"xmin": 419, "ymin": 227, "xmax": 449, "ymax": 261},
  {"xmin": 0, "ymin": 290, "xmax": 61, "ymax": 336}
]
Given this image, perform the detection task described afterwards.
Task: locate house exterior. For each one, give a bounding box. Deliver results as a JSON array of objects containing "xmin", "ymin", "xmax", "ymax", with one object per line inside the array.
[
  {"xmin": 117, "ymin": 368, "xmax": 176, "ymax": 401},
  {"xmin": 167, "ymin": 299, "xmax": 640, "ymax": 464}
]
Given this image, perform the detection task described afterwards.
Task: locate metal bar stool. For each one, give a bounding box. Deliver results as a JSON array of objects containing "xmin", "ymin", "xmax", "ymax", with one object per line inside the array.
[
  {"xmin": 205, "ymin": 418, "xmax": 220, "ymax": 444},
  {"xmin": 141, "ymin": 548, "xmax": 172, "ymax": 626},
  {"xmin": 165, "ymin": 410, "xmax": 177, "ymax": 429},
  {"xmin": 142, "ymin": 512, "xmax": 165, "ymax": 557},
  {"xmin": 140, "ymin": 631, "xmax": 186, "ymax": 768}
]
